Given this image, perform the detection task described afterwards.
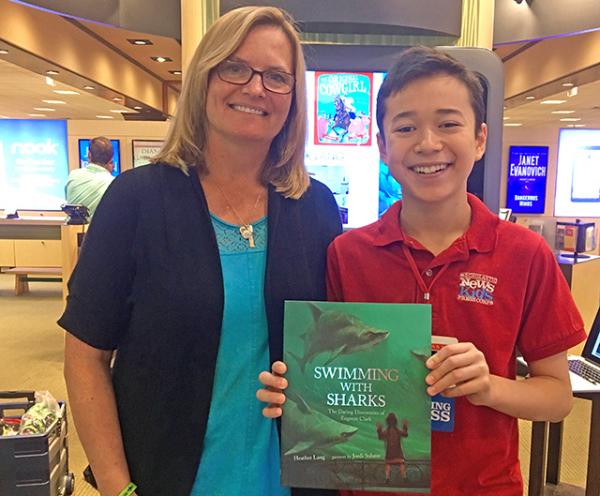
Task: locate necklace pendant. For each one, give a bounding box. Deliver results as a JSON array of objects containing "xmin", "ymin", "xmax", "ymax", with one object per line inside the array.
[{"xmin": 240, "ymin": 224, "xmax": 255, "ymax": 248}]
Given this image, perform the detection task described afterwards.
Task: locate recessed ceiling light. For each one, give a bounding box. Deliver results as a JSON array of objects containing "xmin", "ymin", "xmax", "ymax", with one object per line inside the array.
[
  {"xmin": 503, "ymin": 116, "xmax": 510, "ymax": 120},
  {"xmin": 83, "ymin": 85, "xmax": 95, "ymax": 90},
  {"xmin": 45, "ymin": 76, "xmax": 55, "ymax": 86},
  {"xmin": 525, "ymin": 96, "xmax": 535, "ymax": 100},
  {"xmin": 504, "ymin": 123, "xmax": 523, "ymax": 127},
  {"xmin": 560, "ymin": 118, "xmax": 581, "ymax": 122},
  {"xmin": 574, "ymin": 124, "xmax": 586, "ymax": 127},
  {"xmin": 540, "ymin": 99, "xmax": 566, "ymax": 104},
  {"xmin": 551, "ymin": 110, "xmax": 575, "ymax": 114},
  {"xmin": 128, "ymin": 39, "xmax": 153, "ymax": 46},
  {"xmin": 28, "ymin": 113, "xmax": 46, "ymax": 117},
  {"xmin": 133, "ymin": 106, "xmax": 143, "ymax": 111},
  {"xmin": 110, "ymin": 109, "xmax": 131, "ymax": 113},
  {"xmin": 562, "ymin": 82, "xmax": 574, "ymax": 87},
  {"xmin": 53, "ymin": 89, "xmax": 80, "ymax": 95},
  {"xmin": 42, "ymin": 99, "xmax": 66, "ymax": 104},
  {"xmin": 0, "ymin": 49, "xmax": 9, "ymax": 55},
  {"xmin": 46, "ymin": 70, "xmax": 59, "ymax": 75},
  {"xmin": 169, "ymin": 70, "xmax": 182, "ymax": 75},
  {"xmin": 96, "ymin": 115, "xmax": 114, "ymax": 119},
  {"xmin": 151, "ymin": 56, "xmax": 172, "ymax": 63},
  {"xmin": 112, "ymin": 97, "xmax": 123, "ymax": 102},
  {"xmin": 34, "ymin": 107, "xmax": 55, "ymax": 112}
]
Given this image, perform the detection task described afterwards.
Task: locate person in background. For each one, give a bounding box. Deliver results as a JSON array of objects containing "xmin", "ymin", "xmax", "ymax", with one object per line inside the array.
[
  {"xmin": 65, "ymin": 136, "xmax": 114, "ymax": 217},
  {"xmin": 258, "ymin": 46, "xmax": 585, "ymax": 496},
  {"xmin": 59, "ymin": 6, "xmax": 340, "ymax": 496}
]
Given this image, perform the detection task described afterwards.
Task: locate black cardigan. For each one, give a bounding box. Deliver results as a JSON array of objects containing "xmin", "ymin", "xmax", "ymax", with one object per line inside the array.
[{"xmin": 58, "ymin": 164, "xmax": 341, "ymax": 496}]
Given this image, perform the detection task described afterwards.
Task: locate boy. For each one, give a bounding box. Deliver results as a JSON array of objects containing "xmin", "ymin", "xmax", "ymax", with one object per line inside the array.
[{"xmin": 258, "ymin": 47, "xmax": 585, "ymax": 495}]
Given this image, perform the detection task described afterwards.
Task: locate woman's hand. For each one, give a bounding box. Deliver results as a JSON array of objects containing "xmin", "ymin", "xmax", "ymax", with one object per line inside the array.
[
  {"xmin": 256, "ymin": 361, "xmax": 288, "ymax": 418},
  {"xmin": 425, "ymin": 342, "xmax": 493, "ymax": 406}
]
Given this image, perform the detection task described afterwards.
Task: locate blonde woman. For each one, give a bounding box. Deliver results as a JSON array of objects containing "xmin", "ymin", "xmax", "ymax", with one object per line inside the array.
[{"xmin": 60, "ymin": 6, "xmax": 341, "ymax": 496}]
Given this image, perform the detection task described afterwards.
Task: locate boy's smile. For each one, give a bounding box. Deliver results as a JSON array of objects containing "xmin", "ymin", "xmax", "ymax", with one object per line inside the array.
[{"xmin": 377, "ymin": 74, "xmax": 487, "ymax": 206}]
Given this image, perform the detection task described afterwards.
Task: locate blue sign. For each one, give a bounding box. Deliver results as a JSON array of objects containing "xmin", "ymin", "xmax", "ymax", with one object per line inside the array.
[
  {"xmin": 506, "ymin": 145, "xmax": 549, "ymax": 214},
  {"xmin": 0, "ymin": 119, "xmax": 69, "ymax": 210}
]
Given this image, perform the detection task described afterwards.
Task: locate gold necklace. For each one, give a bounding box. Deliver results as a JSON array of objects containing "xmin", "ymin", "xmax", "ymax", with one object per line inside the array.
[{"xmin": 213, "ymin": 183, "xmax": 263, "ymax": 248}]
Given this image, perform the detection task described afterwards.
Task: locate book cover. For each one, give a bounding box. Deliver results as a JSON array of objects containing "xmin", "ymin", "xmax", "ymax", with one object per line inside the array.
[
  {"xmin": 281, "ymin": 301, "xmax": 431, "ymax": 492},
  {"xmin": 314, "ymin": 72, "xmax": 373, "ymax": 146}
]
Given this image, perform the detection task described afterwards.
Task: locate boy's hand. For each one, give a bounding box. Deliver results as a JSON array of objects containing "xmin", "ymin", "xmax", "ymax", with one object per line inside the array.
[
  {"xmin": 256, "ymin": 361, "xmax": 288, "ymax": 418},
  {"xmin": 425, "ymin": 342, "xmax": 492, "ymax": 406}
]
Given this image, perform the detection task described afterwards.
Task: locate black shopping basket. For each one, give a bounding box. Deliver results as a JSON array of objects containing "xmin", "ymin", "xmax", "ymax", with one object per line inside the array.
[{"xmin": 0, "ymin": 391, "xmax": 75, "ymax": 495}]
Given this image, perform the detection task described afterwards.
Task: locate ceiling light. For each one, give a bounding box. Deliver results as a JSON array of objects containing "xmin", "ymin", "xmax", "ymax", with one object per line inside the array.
[
  {"xmin": 503, "ymin": 116, "xmax": 510, "ymax": 120},
  {"xmin": 551, "ymin": 110, "xmax": 575, "ymax": 114},
  {"xmin": 504, "ymin": 123, "xmax": 523, "ymax": 127},
  {"xmin": 0, "ymin": 49, "xmax": 9, "ymax": 55},
  {"xmin": 53, "ymin": 90, "xmax": 80, "ymax": 95},
  {"xmin": 169, "ymin": 70, "xmax": 182, "ymax": 75},
  {"xmin": 34, "ymin": 107, "xmax": 55, "ymax": 112},
  {"xmin": 96, "ymin": 115, "xmax": 114, "ymax": 119},
  {"xmin": 45, "ymin": 76, "xmax": 55, "ymax": 86},
  {"xmin": 574, "ymin": 124, "xmax": 586, "ymax": 127},
  {"xmin": 540, "ymin": 99, "xmax": 566, "ymax": 104},
  {"xmin": 562, "ymin": 82, "xmax": 574, "ymax": 87},
  {"xmin": 112, "ymin": 97, "xmax": 123, "ymax": 102},
  {"xmin": 0, "ymin": 115, "xmax": 9, "ymax": 118},
  {"xmin": 83, "ymin": 85, "xmax": 95, "ymax": 90},
  {"xmin": 567, "ymin": 87, "xmax": 578, "ymax": 97},
  {"xmin": 46, "ymin": 70, "xmax": 59, "ymax": 75},
  {"xmin": 128, "ymin": 39, "xmax": 153, "ymax": 45},
  {"xmin": 525, "ymin": 96, "xmax": 535, "ymax": 100},
  {"xmin": 151, "ymin": 56, "xmax": 172, "ymax": 63},
  {"xmin": 28, "ymin": 113, "xmax": 46, "ymax": 117},
  {"xmin": 133, "ymin": 106, "xmax": 143, "ymax": 110},
  {"xmin": 42, "ymin": 99, "xmax": 66, "ymax": 104},
  {"xmin": 110, "ymin": 109, "xmax": 131, "ymax": 113},
  {"xmin": 560, "ymin": 118, "xmax": 581, "ymax": 122}
]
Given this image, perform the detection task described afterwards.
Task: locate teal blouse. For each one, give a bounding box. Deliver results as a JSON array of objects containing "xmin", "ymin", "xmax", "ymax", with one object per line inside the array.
[{"xmin": 190, "ymin": 215, "xmax": 290, "ymax": 496}]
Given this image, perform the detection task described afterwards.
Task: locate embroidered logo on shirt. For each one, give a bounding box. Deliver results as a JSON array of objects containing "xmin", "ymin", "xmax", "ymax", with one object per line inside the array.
[{"xmin": 457, "ymin": 272, "xmax": 497, "ymax": 306}]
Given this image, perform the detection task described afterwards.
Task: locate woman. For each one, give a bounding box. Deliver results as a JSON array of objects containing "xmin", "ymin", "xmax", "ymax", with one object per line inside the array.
[{"xmin": 59, "ymin": 6, "xmax": 341, "ymax": 496}]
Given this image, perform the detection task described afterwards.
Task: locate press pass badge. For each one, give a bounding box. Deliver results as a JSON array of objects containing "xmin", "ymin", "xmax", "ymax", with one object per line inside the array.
[{"xmin": 431, "ymin": 336, "xmax": 458, "ymax": 432}]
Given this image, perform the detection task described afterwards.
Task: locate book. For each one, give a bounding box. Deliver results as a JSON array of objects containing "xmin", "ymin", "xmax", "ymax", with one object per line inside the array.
[
  {"xmin": 281, "ymin": 301, "xmax": 431, "ymax": 492},
  {"xmin": 314, "ymin": 72, "xmax": 373, "ymax": 146}
]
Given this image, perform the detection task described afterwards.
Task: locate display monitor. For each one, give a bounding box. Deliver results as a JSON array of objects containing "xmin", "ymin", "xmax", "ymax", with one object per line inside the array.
[
  {"xmin": 555, "ymin": 129, "xmax": 600, "ymax": 217},
  {"xmin": 305, "ymin": 70, "xmax": 401, "ymax": 228},
  {"xmin": 78, "ymin": 138, "xmax": 121, "ymax": 176},
  {"xmin": 0, "ymin": 119, "xmax": 69, "ymax": 211},
  {"xmin": 506, "ymin": 146, "xmax": 548, "ymax": 214}
]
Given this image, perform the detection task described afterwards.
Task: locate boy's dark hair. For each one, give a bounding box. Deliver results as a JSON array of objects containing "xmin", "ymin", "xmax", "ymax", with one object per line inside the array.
[{"xmin": 376, "ymin": 46, "xmax": 485, "ymax": 140}]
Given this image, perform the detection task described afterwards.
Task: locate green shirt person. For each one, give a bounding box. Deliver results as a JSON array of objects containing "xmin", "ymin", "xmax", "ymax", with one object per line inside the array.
[{"xmin": 66, "ymin": 136, "xmax": 114, "ymax": 217}]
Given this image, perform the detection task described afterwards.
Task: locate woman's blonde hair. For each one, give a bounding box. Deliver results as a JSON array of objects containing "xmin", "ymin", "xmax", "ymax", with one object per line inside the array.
[{"xmin": 153, "ymin": 6, "xmax": 309, "ymax": 199}]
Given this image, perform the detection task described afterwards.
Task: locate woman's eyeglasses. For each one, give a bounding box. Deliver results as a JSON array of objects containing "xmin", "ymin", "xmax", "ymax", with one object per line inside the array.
[{"xmin": 216, "ymin": 60, "xmax": 295, "ymax": 95}]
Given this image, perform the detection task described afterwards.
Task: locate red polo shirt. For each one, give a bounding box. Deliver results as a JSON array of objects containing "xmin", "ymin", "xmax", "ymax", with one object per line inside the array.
[{"xmin": 327, "ymin": 194, "xmax": 586, "ymax": 496}]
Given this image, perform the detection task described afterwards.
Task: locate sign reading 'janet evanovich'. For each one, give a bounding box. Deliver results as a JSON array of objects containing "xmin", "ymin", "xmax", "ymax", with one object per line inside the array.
[{"xmin": 506, "ymin": 145, "xmax": 549, "ymax": 214}]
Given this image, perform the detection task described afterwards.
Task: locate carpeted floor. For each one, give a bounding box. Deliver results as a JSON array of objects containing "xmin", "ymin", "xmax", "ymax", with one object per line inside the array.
[{"xmin": 0, "ymin": 273, "xmax": 592, "ymax": 495}]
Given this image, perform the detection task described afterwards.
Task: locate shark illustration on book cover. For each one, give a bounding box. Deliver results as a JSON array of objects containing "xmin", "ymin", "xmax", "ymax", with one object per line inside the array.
[{"xmin": 281, "ymin": 301, "xmax": 431, "ymax": 492}]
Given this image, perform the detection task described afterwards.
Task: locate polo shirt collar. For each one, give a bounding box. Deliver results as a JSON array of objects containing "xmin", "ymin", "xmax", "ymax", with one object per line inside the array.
[
  {"xmin": 86, "ymin": 163, "xmax": 110, "ymax": 174},
  {"xmin": 372, "ymin": 193, "xmax": 498, "ymax": 254}
]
